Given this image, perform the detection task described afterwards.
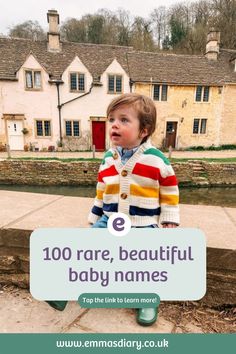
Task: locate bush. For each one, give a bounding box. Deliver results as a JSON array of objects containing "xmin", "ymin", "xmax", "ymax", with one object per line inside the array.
[{"xmin": 187, "ymin": 144, "xmax": 236, "ymax": 151}]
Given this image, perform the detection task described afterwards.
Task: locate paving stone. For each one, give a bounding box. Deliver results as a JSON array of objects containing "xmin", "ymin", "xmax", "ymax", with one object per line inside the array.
[
  {"xmin": 0, "ymin": 291, "xmax": 84, "ymax": 333},
  {"xmin": 0, "ymin": 191, "xmax": 62, "ymax": 228},
  {"xmin": 1, "ymin": 190, "xmax": 236, "ymax": 251},
  {"xmin": 9, "ymin": 196, "xmax": 93, "ymax": 229},
  {"xmin": 180, "ymin": 204, "xmax": 236, "ymax": 249},
  {"xmin": 76, "ymin": 308, "xmax": 175, "ymax": 333}
]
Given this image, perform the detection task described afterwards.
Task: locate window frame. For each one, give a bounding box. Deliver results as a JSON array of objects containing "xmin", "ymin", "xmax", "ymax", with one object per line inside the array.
[
  {"xmin": 107, "ymin": 74, "xmax": 123, "ymax": 94},
  {"xmin": 195, "ymin": 86, "xmax": 210, "ymax": 102},
  {"xmin": 64, "ymin": 119, "xmax": 81, "ymax": 138},
  {"xmin": 24, "ymin": 69, "xmax": 42, "ymax": 91},
  {"xmin": 69, "ymin": 72, "xmax": 86, "ymax": 93},
  {"xmin": 153, "ymin": 84, "xmax": 168, "ymax": 101},
  {"xmin": 193, "ymin": 118, "xmax": 207, "ymax": 134},
  {"xmin": 200, "ymin": 118, "xmax": 207, "ymax": 134},
  {"xmin": 35, "ymin": 119, "xmax": 52, "ymax": 138}
]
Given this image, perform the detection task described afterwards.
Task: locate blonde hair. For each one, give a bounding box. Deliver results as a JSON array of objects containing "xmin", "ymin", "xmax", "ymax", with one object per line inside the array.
[{"xmin": 107, "ymin": 93, "xmax": 156, "ymax": 142}]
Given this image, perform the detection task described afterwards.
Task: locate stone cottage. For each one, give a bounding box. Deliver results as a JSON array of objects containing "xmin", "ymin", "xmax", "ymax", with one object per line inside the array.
[{"xmin": 0, "ymin": 10, "xmax": 235, "ymax": 151}]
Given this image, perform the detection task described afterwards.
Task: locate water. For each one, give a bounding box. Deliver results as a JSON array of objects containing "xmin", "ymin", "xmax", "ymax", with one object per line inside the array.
[{"xmin": 0, "ymin": 184, "xmax": 235, "ymax": 207}]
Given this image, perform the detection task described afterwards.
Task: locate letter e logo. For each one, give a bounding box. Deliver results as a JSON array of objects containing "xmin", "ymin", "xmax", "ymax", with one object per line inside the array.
[{"xmin": 108, "ymin": 213, "xmax": 131, "ymax": 236}]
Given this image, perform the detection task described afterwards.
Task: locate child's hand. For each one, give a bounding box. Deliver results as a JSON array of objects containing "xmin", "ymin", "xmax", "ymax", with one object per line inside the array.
[{"xmin": 162, "ymin": 223, "xmax": 178, "ymax": 228}]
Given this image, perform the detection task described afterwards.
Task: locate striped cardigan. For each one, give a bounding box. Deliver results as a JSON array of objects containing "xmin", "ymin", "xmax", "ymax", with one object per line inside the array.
[{"xmin": 88, "ymin": 140, "xmax": 179, "ymax": 227}]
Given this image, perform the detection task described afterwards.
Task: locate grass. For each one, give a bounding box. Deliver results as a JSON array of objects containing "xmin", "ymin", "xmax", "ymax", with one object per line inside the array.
[{"xmin": 186, "ymin": 144, "xmax": 236, "ymax": 151}]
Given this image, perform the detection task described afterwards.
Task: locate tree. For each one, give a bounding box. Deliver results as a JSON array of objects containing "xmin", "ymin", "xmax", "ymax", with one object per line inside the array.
[
  {"xmin": 7, "ymin": 2, "xmax": 236, "ymax": 52},
  {"xmin": 60, "ymin": 18, "xmax": 87, "ymax": 42},
  {"xmin": 8, "ymin": 20, "xmax": 46, "ymax": 40},
  {"xmin": 96, "ymin": 9, "xmax": 120, "ymax": 44},
  {"xmin": 151, "ymin": 6, "xmax": 169, "ymax": 49},
  {"xmin": 116, "ymin": 9, "xmax": 132, "ymax": 46},
  {"xmin": 210, "ymin": 0, "xmax": 236, "ymax": 49},
  {"xmin": 130, "ymin": 17, "xmax": 155, "ymax": 51},
  {"xmin": 87, "ymin": 14, "xmax": 105, "ymax": 44},
  {"xmin": 185, "ymin": 1, "xmax": 211, "ymax": 53},
  {"xmin": 169, "ymin": 16, "xmax": 187, "ymax": 49}
]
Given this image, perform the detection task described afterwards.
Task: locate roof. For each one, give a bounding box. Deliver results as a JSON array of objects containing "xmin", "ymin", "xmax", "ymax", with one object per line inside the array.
[
  {"xmin": 0, "ymin": 37, "xmax": 132, "ymax": 80},
  {"xmin": 0, "ymin": 37, "xmax": 236, "ymax": 85},
  {"xmin": 127, "ymin": 49, "xmax": 236, "ymax": 85}
]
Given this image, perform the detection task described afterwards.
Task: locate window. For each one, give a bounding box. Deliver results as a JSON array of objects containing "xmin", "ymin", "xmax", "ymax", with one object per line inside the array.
[
  {"xmin": 25, "ymin": 70, "xmax": 42, "ymax": 89},
  {"xmin": 65, "ymin": 120, "xmax": 80, "ymax": 137},
  {"xmin": 195, "ymin": 86, "xmax": 210, "ymax": 102},
  {"xmin": 36, "ymin": 120, "xmax": 51, "ymax": 137},
  {"xmin": 193, "ymin": 118, "xmax": 207, "ymax": 134},
  {"xmin": 193, "ymin": 119, "xmax": 200, "ymax": 134},
  {"xmin": 153, "ymin": 84, "xmax": 168, "ymax": 101},
  {"xmin": 200, "ymin": 119, "xmax": 207, "ymax": 134},
  {"xmin": 108, "ymin": 75, "xmax": 123, "ymax": 94},
  {"xmin": 70, "ymin": 73, "xmax": 85, "ymax": 92}
]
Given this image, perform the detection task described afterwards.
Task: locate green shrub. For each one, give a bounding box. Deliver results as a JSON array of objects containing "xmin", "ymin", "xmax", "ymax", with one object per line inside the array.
[{"xmin": 186, "ymin": 144, "xmax": 236, "ymax": 151}]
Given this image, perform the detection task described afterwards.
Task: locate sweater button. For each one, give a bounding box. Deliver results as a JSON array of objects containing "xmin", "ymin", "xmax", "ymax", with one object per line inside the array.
[
  {"xmin": 120, "ymin": 193, "xmax": 128, "ymax": 199},
  {"xmin": 121, "ymin": 170, "xmax": 128, "ymax": 177},
  {"xmin": 113, "ymin": 152, "xmax": 118, "ymax": 159}
]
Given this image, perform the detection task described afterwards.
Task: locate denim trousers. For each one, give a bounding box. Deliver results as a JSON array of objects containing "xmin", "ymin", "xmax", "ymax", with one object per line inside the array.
[{"xmin": 92, "ymin": 214, "xmax": 158, "ymax": 228}]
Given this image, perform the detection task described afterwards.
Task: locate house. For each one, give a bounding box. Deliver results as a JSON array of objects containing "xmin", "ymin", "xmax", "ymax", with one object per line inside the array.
[
  {"xmin": 0, "ymin": 10, "xmax": 132, "ymax": 152},
  {"xmin": 0, "ymin": 10, "xmax": 236, "ymax": 151},
  {"xmin": 128, "ymin": 31, "xmax": 236, "ymax": 149}
]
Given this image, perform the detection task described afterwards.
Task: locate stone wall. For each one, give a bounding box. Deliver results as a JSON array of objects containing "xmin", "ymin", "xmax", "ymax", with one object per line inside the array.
[
  {"xmin": 0, "ymin": 160, "xmax": 99, "ymax": 186},
  {"xmin": 0, "ymin": 159, "xmax": 235, "ymax": 186},
  {"xmin": 0, "ymin": 229, "xmax": 30, "ymax": 289}
]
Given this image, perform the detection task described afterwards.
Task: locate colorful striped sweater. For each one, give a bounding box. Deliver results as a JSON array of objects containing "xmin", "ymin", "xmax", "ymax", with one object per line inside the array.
[{"xmin": 88, "ymin": 140, "xmax": 180, "ymax": 227}]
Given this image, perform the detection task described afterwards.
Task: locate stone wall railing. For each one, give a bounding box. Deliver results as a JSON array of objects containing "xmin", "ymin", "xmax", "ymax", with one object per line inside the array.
[{"xmin": 0, "ymin": 160, "xmax": 235, "ymax": 186}]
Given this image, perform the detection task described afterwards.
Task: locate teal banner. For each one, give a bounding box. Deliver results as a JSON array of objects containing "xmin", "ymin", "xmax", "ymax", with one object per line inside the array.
[
  {"xmin": 78, "ymin": 293, "xmax": 160, "ymax": 308},
  {"xmin": 0, "ymin": 334, "xmax": 235, "ymax": 354}
]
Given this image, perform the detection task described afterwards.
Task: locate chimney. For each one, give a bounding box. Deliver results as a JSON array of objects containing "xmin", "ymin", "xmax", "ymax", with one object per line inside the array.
[
  {"xmin": 205, "ymin": 29, "xmax": 220, "ymax": 60},
  {"xmin": 47, "ymin": 9, "xmax": 61, "ymax": 52}
]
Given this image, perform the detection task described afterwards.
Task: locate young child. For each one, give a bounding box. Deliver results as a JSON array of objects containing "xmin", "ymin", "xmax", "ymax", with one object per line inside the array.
[{"xmin": 89, "ymin": 93, "xmax": 180, "ymax": 326}]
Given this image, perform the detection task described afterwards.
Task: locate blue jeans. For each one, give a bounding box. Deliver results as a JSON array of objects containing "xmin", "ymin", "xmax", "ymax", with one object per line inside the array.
[{"xmin": 92, "ymin": 214, "xmax": 158, "ymax": 228}]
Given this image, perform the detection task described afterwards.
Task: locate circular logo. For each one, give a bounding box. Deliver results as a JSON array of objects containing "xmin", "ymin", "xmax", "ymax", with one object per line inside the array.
[{"xmin": 107, "ymin": 212, "xmax": 131, "ymax": 236}]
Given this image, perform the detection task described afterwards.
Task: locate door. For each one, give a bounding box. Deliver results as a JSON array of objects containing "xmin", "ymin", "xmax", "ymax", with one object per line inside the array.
[
  {"xmin": 165, "ymin": 122, "xmax": 177, "ymax": 148},
  {"xmin": 7, "ymin": 120, "xmax": 24, "ymax": 150},
  {"xmin": 92, "ymin": 121, "xmax": 105, "ymax": 151}
]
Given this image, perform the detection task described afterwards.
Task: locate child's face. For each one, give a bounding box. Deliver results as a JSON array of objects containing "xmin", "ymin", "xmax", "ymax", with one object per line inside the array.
[{"xmin": 108, "ymin": 105, "xmax": 148, "ymax": 149}]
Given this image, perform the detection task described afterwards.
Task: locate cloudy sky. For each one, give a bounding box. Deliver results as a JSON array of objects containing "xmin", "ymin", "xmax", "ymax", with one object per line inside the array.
[{"xmin": 0, "ymin": 0, "xmax": 192, "ymax": 35}]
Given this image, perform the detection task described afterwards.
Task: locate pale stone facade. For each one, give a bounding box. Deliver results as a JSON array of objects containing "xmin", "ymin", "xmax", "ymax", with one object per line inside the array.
[
  {"xmin": 219, "ymin": 85, "xmax": 236, "ymax": 145},
  {"xmin": 134, "ymin": 83, "xmax": 226, "ymax": 149},
  {"xmin": 0, "ymin": 54, "xmax": 130, "ymax": 151}
]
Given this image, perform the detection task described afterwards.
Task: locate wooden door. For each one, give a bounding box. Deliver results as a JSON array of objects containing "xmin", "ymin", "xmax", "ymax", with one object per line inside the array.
[
  {"xmin": 165, "ymin": 122, "xmax": 177, "ymax": 148},
  {"xmin": 7, "ymin": 120, "xmax": 24, "ymax": 150},
  {"xmin": 92, "ymin": 121, "xmax": 106, "ymax": 151}
]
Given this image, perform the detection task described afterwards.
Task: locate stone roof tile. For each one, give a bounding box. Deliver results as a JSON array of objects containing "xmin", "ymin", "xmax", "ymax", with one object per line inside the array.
[
  {"xmin": 127, "ymin": 50, "xmax": 236, "ymax": 85},
  {"xmin": 0, "ymin": 37, "xmax": 132, "ymax": 80},
  {"xmin": 1, "ymin": 37, "xmax": 236, "ymax": 85}
]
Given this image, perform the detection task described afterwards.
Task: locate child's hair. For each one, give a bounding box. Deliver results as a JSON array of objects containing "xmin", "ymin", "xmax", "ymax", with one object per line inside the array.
[{"xmin": 106, "ymin": 93, "xmax": 156, "ymax": 142}]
